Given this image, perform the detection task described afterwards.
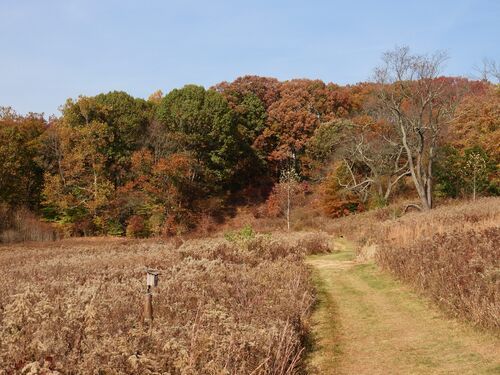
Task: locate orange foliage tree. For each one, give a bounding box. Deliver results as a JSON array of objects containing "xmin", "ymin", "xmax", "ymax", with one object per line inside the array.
[{"xmin": 450, "ymin": 85, "xmax": 500, "ymax": 157}]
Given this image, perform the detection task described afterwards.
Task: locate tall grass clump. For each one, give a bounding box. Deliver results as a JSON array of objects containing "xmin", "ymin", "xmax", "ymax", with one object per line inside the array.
[
  {"xmin": 0, "ymin": 204, "xmax": 56, "ymax": 243},
  {"xmin": 377, "ymin": 227, "xmax": 499, "ymax": 329}
]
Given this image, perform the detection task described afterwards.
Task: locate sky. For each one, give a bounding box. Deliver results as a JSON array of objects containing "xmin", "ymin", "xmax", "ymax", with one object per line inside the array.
[{"xmin": 0, "ymin": 0, "xmax": 499, "ymax": 117}]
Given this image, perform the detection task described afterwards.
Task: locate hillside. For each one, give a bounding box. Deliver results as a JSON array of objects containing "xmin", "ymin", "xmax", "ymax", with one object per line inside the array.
[{"xmin": 1, "ymin": 48, "xmax": 498, "ymax": 241}]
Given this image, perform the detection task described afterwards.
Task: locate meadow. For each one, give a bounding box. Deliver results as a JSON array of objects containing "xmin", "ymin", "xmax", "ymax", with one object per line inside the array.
[
  {"xmin": 0, "ymin": 232, "xmax": 330, "ymax": 374},
  {"xmin": 0, "ymin": 199, "xmax": 499, "ymax": 374}
]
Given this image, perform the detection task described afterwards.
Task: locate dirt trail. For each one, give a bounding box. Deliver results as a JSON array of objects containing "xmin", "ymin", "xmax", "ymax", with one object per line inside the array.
[{"xmin": 305, "ymin": 239, "xmax": 500, "ymax": 375}]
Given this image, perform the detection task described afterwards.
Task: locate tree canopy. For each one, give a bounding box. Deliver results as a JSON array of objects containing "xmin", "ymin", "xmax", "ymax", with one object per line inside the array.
[{"xmin": 1, "ymin": 58, "xmax": 498, "ymax": 236}]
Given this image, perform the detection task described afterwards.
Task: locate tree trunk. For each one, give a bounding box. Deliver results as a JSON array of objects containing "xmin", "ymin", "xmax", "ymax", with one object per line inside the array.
[
  {"xmin": 400, "ymin": 123, "xmax": 431, "ymax": 210},
  {"xmin": 473, "ymin": 171, "xmax": 476, "ymax": 201},
  {"xmin": 286, "ymin": 182, "xmax": 290, "ymax": 231}
]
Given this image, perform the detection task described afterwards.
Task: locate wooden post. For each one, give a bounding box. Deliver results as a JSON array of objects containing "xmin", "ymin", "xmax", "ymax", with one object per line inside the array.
[
  {"xmin": 143, "ymin": 269, "xmax": 159, "ymax": 323},
  {"xmin": 144, "ymin": 287, "xmax": 153, "ymax": 323}
]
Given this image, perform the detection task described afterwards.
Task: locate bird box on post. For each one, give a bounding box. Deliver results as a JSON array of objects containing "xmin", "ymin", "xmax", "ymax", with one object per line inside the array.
[
  {"xmin": 144, "ymin": 268, "xmax": 159, "ymax": 324},
  {"xmin": 146, "ymin": 269, "xmax": 159, "ymax": 288}
]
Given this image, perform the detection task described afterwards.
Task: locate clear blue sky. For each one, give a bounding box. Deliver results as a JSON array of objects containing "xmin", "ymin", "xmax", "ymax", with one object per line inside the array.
[{"xmin": 1, "ymin": 0, "xmax": 499, "ymax": 117}]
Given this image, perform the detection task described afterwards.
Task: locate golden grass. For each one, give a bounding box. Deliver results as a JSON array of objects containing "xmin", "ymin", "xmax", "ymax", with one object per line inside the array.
[
  {"xmin": 322, "ymin": 197, "xmax": 499, "ymax": 245},
  {"xmin": 0, "ymin": 233, "xmax": 331, "ymax": 374}
]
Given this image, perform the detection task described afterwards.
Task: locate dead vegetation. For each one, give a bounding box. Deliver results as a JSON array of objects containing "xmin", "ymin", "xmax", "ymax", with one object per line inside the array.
[
  {"xmin": 0, "ymin": 232, "xmax": 331, "ymax": 374},
  {"xmin": 0, "ymin": 204, "xmax": 57, "ymax": 244},
  {"xmin": 323, "ymin": 197, "xmax": 500, "ymax": 330},
  {"xmin": 378, "ymin": 226, "xmax": 499, "ymax": 330}
]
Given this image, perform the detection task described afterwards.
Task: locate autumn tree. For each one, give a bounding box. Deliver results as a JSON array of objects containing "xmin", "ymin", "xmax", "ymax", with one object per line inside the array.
[
  {"xmin": 117, "ymin": 149, "xmax": 201, "ymax": 236},
  {"xmin": 214, "ymin": 75, "xmax": 281, "ymax": 110},
  {"xmin": 319, "ymin": 163, "xmax": 365, "ymax": 217},
  {"xmin": 373, "ymin": 46, "xmax": 460, "ymax": 210},
  {"xmin": 450, "ymin": 84, "xmax": 499, "ymax": 157},
  {"xmin": 62, "ymin": 92, "xmax": 151, "ymax": 188},
  {"xmin": 42, "ymin": 119, "xmax": 115, "ymax": 234},
  {"xmin": 148, "ymin": 89, "xmax": 164, "ymax": 104},
  {"xmin": 267, "ymin": 80, "xmax": 325, "ymax": 163},
  {"xmin": 0, "ymin": 107, "xmax": 46, "ymax": 209},
  {"xmin": 263, "ymin": 80, "xmax": 352, "ymax": 175}
]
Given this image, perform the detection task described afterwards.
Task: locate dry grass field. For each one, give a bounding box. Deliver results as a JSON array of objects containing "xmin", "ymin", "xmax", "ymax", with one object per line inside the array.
[{"xmin": 0, "ymin": 233, "xmax": 331, "ymax": 374}]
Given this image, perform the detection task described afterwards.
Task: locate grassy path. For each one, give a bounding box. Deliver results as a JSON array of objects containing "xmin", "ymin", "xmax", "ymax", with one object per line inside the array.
[{"xmin": 305, "ymin": 239, "xmax": 500, "ymax": 375}]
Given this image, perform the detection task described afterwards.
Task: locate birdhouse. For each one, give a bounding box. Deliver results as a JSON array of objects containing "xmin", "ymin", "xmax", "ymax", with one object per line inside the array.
[{"xmin": 146, "ymin": 269, "xmax": 159, "ymax": 288}]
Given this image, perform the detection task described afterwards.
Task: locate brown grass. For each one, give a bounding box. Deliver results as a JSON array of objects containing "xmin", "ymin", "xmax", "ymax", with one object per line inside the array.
[
  {"xmin": 320, "ymin": 197, "xmax": 500, "ymax": 330},
  {"xmin": 377, "ymin": 227, "xmax": 499, "ymax": 330},
  {"xmin": 213, "ymin": 201, "xmax": 328, "ymax": 235},
  {"xmin": 322, "ymin": 197, "xmax": 499, "ymax": 246},
  {"xmin": 0, "ymin": 233, "xmax": 331, "ymax": 374},
  {"xmin": 0, "ymin": 205, "xmax": 57, "ymax": 244}
]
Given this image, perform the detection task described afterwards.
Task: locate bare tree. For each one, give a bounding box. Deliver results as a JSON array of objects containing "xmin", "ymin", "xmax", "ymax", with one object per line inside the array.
[
  {"xmin": 267, "ymin": 166, "xmax": 302, "ymax": 231},
  {"xmin": 336, "ymin": 120, "xmax": 410, "ymax": 204},
  {"xmin": 373, "ymin": 46, "xmax": 456, "ymax": 210},
  {"xmin": 280, "ymin": 166, "xmax": 301, "ymax": 231},
  {"xmin": 308, "ymin": 117, "xmax": 410, "ymax": 205},
  {"xmin": 475, "ymin": 58, "xmax": 500, "ymax": 83}
]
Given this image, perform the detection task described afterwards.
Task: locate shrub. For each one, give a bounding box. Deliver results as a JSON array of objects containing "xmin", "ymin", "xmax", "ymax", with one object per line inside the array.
[
  {"xmin": 126, "ymin": 215, "xmax": 148, "ymax": 238},
  {"xmin": 434, "ymin": 145, "xmax": 498, "ymax": 199},
  {"xmin": 224, "ymin": 224, "xmax": 255, "ymax": 243},
  {"xmin": 297, "ymin": 232, "xmax": 332, "ymax": 255},
  {"xmin": 106, "ymin": 219, "xmax": 124, "ymax": 236},
  {"xmin": 0, "ymin": 205, "xmax": 56, "ymax": 243},
  {"xmin": 323, "ymin": 198, "xmax": 363, "ymax": 218},
  {"xmin": 319, "ymin": 171, "xmax": 364, "ymax": 218}
]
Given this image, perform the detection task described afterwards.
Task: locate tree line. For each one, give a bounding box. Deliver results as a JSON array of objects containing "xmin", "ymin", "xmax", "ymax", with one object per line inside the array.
[{"xmin": 1, "ymin": 47, "xmax": 498, "ymax": 236}]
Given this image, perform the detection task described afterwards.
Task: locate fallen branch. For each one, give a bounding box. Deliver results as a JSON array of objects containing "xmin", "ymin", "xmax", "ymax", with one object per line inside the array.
[{"xmin": 404, "ymin": 203, "xmax": 422, "ymax": 213}]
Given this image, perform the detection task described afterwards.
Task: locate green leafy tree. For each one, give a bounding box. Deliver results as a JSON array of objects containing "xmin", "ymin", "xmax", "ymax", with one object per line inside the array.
[
  {"xmin": 434, "ymin": 146, "xmax": 463, "ymax": 198},
  {"xmin": 214, "ymin": 82, "xmax": 272, "ymax": 191},
  {"xmin": 227, "ymin": 93, "xmax": 269, "ymax": 190},
  {"xmin": 235, "ymin": 94, "xmax": 266, "ymax": 150},
  {"xmin": 156, "ymin": 85, "xmax": 240, "ymax": 189},
  {"xmin": 435, "ymin": 145, "xmax": 497, "ymax": 199}
]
